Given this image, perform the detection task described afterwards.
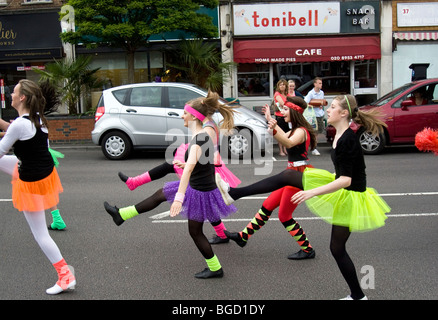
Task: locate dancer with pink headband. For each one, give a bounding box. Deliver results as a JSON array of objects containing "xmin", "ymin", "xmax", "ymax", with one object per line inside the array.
[
  {"xmin": 110, "ymin": 99, "xmax": 240, "ymax": 245},
  {"xmin": 105, "ymin": 91, "xmax": 238, "ymax": 278},
  {"xmin": 224, "ymin": 96, "xmax": 317, "ymax": 259}
]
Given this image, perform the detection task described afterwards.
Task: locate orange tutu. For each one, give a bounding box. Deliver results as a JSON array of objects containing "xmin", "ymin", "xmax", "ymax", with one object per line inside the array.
[{"xmin": 11, "ymin": 166, "xmax": 63, "ymax": 212}]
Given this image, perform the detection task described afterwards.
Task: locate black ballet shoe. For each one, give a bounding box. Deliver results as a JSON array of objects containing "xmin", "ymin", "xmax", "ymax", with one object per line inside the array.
[
  {"xmin": 194, "ymin": 268, "xmax": 224, "ymax": 279},
  {"xmin": 104, "ymin": 201, "xmax": 124, "ymax": 226},
  {"xmin": 118, "ymin": 172, "xmax": 129, "ymax": 183},
  {"xmin": 287, "ymin": 249, "xmax": 315, "ymax": 260},
  {"xmin": 208, "ymin": 235, "xmax": 230, "ymax": 245},
  {"xmin": 224, "ymin": 230, "xmax": 247, "ymax": 248}
]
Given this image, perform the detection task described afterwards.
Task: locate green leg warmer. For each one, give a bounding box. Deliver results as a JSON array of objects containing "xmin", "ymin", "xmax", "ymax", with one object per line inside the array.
[{"xmin": 50, "ymin": 209, "xmax": 66, "ymax": 230}]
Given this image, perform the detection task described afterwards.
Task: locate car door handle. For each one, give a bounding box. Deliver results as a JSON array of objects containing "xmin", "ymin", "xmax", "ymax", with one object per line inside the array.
[
  {"xmin": 168, "ymin": 112, "xmax": 180, "ymax": 116},
  {"xmin": 126, "ymin": 109, "xmax": 137, "ymax": 113}
]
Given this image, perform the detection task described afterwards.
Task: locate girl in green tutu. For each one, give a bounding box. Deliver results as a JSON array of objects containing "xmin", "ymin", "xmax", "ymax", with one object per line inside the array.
[
  {"xmin": 291, "ymin": 95, "xmax": 390, "ymax": 299},
  {"xmin": 216, "ymin": 94, "xmax": 390, "ymax": 299}
]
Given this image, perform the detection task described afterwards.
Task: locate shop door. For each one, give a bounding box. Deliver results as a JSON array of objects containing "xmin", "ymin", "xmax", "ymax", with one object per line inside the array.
[{"xmin": 352, "ymin": 60, "xmax": 378, "ymax": 106}]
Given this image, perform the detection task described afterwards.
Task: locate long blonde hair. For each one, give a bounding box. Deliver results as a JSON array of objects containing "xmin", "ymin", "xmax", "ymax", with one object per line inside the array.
[
  {"xmin": 275, "ymin": 79, "xmax": 288, "ymax": 95},
  {"xmin": 334, "ymin": 94, "xmax": 387, "ymax": 136},
  {"xmin": 187, "ymin": 91, "xmax": 236, "ymax": 132}
]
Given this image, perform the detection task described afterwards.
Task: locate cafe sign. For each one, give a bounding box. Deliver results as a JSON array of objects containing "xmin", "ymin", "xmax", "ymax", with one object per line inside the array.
[{"xmin": 233, "ymin": 2, "xmax": 340, "ymax": 36}]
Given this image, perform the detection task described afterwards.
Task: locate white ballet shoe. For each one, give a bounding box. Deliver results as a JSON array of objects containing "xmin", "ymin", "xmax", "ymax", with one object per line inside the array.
[
  {"xmin": 339, "ymin": 295, "xmax": 368, "ymax": 300},
  {"xmin": 215, "ymin": 173, "xmax": 234, "ymax": 205},
  {"xmin": 46, "ymin": 279, "xmax": 76, "ymax": 295}
]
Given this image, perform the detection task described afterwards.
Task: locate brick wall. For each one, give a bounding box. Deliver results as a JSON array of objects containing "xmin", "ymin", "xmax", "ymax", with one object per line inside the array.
[{"xmin": 47, "ymin": 116, "xmax": 94, "ymax": 144}]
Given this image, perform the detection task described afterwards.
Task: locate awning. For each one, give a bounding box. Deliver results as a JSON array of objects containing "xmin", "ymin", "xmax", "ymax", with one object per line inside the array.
[
  {"xmin": 233, "ymin": 35, "xmax": 381, "ymax": 64},
  {"xmin": 393, "ymin": 32, "xmax": 438, "ymax": 41}
]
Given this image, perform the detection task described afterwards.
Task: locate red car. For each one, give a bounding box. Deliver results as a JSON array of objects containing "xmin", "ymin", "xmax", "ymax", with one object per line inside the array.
[{"xmin": 326, "ymin": 78, "xmax": 438, "ymax": 154}]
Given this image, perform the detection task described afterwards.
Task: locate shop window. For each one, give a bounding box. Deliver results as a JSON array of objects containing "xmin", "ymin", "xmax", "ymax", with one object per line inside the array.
[
  {"xmin": 354, "ymin": 60, "xmax": 377, "ymax": 89},
  {"xmin": 237, "ymin": 64, "xmax": 270, "ymax": 97},
  {"xmin": 89, "ymin": 51, "xmax": 163, "ymax": 87},
  {"xmin": 22, "ymin": 0, "xmax": 53, "ymax": 4},
  {"xmin": 275, "ymin": 61, "xmax": 350, "ymax": 96}
]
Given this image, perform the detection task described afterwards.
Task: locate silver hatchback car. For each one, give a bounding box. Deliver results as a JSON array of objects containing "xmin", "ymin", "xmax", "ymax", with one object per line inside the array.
[{"xmin": 92, "ymin": 82, "xmax": 269, "ymax": 160}]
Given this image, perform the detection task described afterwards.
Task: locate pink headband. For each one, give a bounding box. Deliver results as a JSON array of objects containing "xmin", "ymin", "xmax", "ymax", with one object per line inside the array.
[
  {"xmin": 285, "ymin": 102, "xmax": 304, "ymax": 114},
  {"xmin": 184, "ymin": 104, "xmax": 206, "ymax": 121}
]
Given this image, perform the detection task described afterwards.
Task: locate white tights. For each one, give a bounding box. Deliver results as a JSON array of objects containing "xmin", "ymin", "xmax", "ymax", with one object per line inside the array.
[
  {"xmin": 23, "ymin": 210, "xmax": 63, "ymax": 264},
  {"xmin": 1, "ymin": 155, "xmax": 63, "ymax": 264}
]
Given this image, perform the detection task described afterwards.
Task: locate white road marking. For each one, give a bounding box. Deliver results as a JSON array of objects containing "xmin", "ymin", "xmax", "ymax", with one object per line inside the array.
[{"xmin": 148, "ymin": 191, "xmax": 438, "ymax": 222}]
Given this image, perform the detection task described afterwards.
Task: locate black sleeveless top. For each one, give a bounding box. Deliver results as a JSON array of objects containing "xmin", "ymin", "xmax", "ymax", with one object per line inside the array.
[
  {"xmin": 13, "ymin": 116, "xmax": 54, "ymax": 182},
  {"xmin": 331, "ymin": 128, "xmax": 366, "ymax": 192},
  {"xmin": 287, "ymin": 128, "xmax": 310, "ymax": 162},
  {"xmin": 184, "ymin": 132, "xmax": 216, "ymax": 191}
]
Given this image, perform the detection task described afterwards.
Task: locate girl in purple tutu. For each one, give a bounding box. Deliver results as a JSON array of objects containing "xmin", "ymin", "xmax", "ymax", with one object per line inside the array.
[
  {"xmin": 167, "ymin": 91, "xmax": 237, "ymax": 278},
  {"xmin": 113, "ymin": 115, "xmax": 240, "ymax": 244},
  {"xmin": 105, "ymin": 91, "xmax": 237, "ymax": 278}
]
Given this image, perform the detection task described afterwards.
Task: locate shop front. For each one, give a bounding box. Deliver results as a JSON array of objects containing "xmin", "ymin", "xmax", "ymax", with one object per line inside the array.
[
  {"xmin": 0, "ymin": 11, "xmax": 63, "ymax": 121},
  {"xmin": 226, "ymin": 1, "xmax": 382, "ymax": 109},
  {"xmin": 392, "ymin": 0, "xmax": 438, "ymax": 89}
]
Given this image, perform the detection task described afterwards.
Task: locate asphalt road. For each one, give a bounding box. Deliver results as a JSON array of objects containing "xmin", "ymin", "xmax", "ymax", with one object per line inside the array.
[{"xmin": 0, "ymin": 144, "xmax": 437, "ymax": 307}]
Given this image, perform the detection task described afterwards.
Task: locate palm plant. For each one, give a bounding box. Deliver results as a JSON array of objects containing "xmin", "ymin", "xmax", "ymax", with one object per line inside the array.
[
  {"xmin": 166, "ymin": 39, "xmax": 235, "ymax": 93},
  {"xmin": 34, "ymin": 55, "xmax": 107, "ymax": 115}
]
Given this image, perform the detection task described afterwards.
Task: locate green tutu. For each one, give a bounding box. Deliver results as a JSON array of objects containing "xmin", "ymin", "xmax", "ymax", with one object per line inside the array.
[{"xmin": 302, "ymin": 168, "xmax": 390, "ymax": 232}]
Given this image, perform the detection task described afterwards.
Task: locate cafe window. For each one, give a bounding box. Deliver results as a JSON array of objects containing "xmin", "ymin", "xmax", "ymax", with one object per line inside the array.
[
  {"xmin": 274, "ymin": 61, "xmax": 350, "ymax": 96},
  {"xmin": 237, "ymin": 64, "xmax": 270, "ymax": 97}
]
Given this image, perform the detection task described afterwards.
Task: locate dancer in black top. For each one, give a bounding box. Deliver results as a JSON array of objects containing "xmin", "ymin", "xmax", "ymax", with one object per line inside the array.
[
  {"xmin": 111, "ymin": 116, "xmax": 240, "ymax": 243},
  {"xmin": 225, "ymin": 96, "xmax": 317, "ymax": 259},
  {"xmin": 216, "ymin": 95, "xmax": 390, "ymax": 299},
  {"xmin": 0, "ymin": 80, "xmax": 75, "ymax": 294}
]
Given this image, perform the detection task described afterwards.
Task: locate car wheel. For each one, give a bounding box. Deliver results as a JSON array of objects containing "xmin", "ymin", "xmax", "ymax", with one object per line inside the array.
[
  {"xmin": 357, "ymin": 128, "xmax": 386, "ymax": 155},
  {"xmin": 228, "ymin": 128, "xmax": 252, "ymax": 159},
  {"xmin": 101, "ymin": 131, "xmax": 132, "ymax": 160}
]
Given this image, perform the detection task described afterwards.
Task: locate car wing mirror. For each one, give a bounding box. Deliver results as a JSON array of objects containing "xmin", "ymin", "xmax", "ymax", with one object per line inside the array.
[{"xmin": 401, "ymin": 99, "xmax": 414, "ymax": 110}]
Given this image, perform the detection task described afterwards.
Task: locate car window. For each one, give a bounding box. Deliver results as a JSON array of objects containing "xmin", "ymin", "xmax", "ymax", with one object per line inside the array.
[
  {"xmin": 394, "ymin": 84, "xmax": 438, "ymax": 108},
  {"xmin": 372, "ymin": 83, "xmax": 413, "ymax": 107},
  {"xmin": 129, "ymin": 87, "xmax": 162, "ymax": 107},
  {"xmin": 168, "ymin": 87, "xmax": 203, "ymax": 109},
  {"xmin": 427, "ymin": 84, "xmax": 438, "ymax": 104},
  {"xmin": 112, "ymin": 88, "xmax": 129, "ymax": 104}
]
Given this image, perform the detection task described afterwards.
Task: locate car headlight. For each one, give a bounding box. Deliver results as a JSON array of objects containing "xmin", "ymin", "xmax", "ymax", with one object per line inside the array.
[{"xmin": 245, "ymin": 118, "xmax": 268, "ymax": 128}]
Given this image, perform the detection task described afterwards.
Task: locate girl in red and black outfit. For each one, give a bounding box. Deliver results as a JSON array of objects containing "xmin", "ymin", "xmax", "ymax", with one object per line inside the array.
[{"xmin": 225, "ymin": 96, "xmax": 317, "ymax": 259}]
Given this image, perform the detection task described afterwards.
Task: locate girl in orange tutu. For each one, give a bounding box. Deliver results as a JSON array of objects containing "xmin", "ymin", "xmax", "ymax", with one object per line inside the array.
[{"xmin": 0, "ymin": 79, "xmax": 75, "ymax": 295}]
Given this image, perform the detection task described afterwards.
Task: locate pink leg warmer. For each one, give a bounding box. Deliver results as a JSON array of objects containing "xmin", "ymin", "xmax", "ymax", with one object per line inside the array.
[
  {"xmin": 126, "ymin": 172, "xmax": 151, "ymax": 190},
  {"xmin": 213, "ymin": 222, "xmax": 227, "ymax": 239}
]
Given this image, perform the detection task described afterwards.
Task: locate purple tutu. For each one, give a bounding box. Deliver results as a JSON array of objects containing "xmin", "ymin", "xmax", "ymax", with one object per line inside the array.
[{"xmin": 163, "ymin": 180, "xmax": 237, "ymax": 222}]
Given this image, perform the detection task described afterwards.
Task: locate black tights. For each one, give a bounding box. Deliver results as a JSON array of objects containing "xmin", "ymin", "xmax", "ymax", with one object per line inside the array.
[
  {"xmin": 330, "ymin": 225, "xmax": 365, "ymax": 299},
  {"xmin": 135, "ymin": 188, "xmax": 167, "ymax": 214},
  {"xmin": 229, "ymin": 169, "xmax": 303, "ymax": 200},
  {"xmin": 149, "ymin": 161, "xmax": 174, "ymax": 180},
  {"xmin": 189, "ymin": 220, "xmax": 214, "ymax": 259},
  {"xmin": 228, "ymin": 169, "xmax": 365, "ymax": 298},
  {"xmin": 133, "ymin": 162, "xmax": 174, "ymax": 213},
  {"xmin": 133, "ymin": 184, "xmax": 219, "ymax": 260}
]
